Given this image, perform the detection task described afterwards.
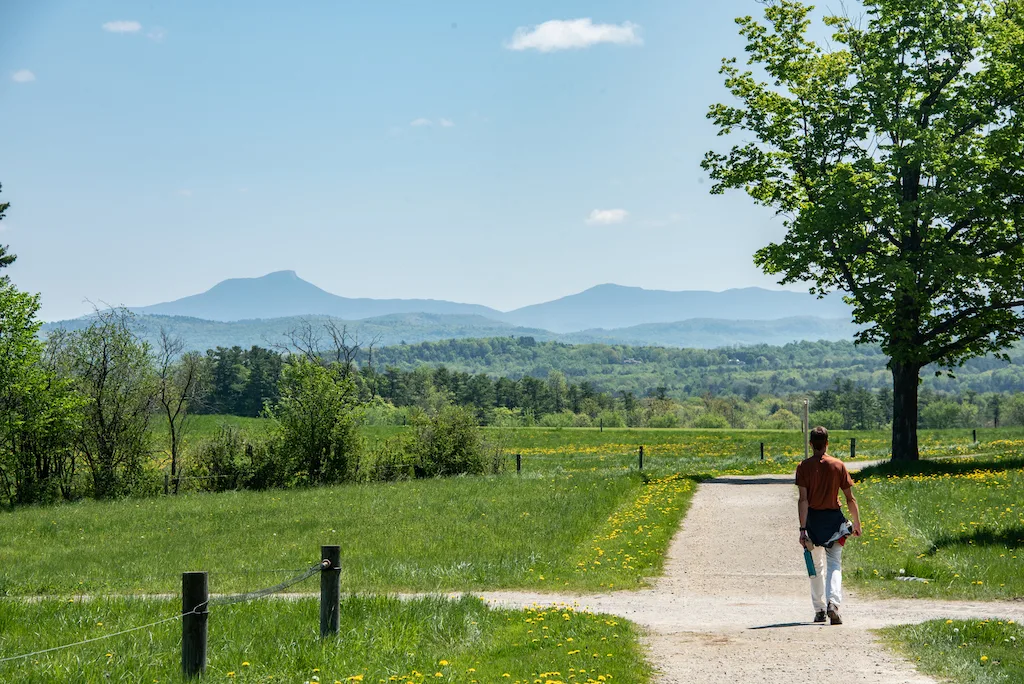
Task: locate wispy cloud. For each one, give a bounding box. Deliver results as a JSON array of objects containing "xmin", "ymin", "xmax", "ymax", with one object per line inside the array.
[
  {"xmin": 11, "ymin": 69, "xmax": 35, "ymax": 83},
  {"xmin": 585, "ymin": 209, "xmax": 629, "ymax": 226},
  {"xmin": 410, "ymin": 118, "xmax": 433, "ymax": 127},
  {"xmin": 439, "ymin": 118, "xmax": 455, "ymax": 128},
  {"xmin": 147, "ymin": 27, "xmax": 167, "ymax": 42},
  {"xmin": 102, "ymin": 20, "xmax": 142, "ymax": 33},
  {"xmin": 507, "ymin": 19, "xmax": 641, "ymax": 52}
]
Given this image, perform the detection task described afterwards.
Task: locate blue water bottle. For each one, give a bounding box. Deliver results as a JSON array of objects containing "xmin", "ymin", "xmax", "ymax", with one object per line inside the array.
[{"xmin": 804, "ymin": 548, "xmax": 816, "ymax": 577}]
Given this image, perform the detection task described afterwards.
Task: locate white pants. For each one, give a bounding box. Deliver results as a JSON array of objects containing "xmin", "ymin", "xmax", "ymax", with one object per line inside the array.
[{"xmin": 809, "ymin": 543, "xmax": 843, "ymax": 611}]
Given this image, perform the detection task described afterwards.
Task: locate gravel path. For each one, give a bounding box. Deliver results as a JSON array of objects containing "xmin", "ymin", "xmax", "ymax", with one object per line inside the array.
[{"xmin": 478, "ymin": 468, "xmax": 1024, "ymax": 683}]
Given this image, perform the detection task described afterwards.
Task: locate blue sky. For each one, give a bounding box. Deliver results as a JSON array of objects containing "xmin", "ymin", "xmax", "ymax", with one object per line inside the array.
[{"xmin": 1, "ymin": 1, "xmax": 805, "ymax": 321}]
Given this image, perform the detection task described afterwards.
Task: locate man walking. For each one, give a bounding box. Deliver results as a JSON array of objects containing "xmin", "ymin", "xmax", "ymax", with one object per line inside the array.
[{"xmin": 796, "ymin": 426, "xmax": 861, "ymax": 625}]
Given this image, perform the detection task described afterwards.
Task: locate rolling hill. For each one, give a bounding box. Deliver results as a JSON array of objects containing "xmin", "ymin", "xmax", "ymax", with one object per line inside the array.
[{"xmin": 128, "ymin": 271, "xmax": 853, "ymax": 332}]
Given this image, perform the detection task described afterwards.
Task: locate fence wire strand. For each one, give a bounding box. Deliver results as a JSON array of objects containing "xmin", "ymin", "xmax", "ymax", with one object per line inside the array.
[
  {"xmin": 0, "ymin": 560, "xmax": 328, "ymax": 666},
  {"xmin": 207, "ymin": 560, "xmax": 329, "ymax": 608}
]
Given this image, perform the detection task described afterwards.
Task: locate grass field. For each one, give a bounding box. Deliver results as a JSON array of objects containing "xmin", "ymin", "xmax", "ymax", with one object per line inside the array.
[
  {"xmin": 881, "ymin": 618, "xmax": 1023, "ymax": 683},
  {"xmin": 845, "ymin": 450, "xmax": 1024, "ymax": 600},
  {"xmin": 0, "ymin": 470, "xmax": 693, "ymax": 596},
  {"xmin": 0, "ymin": 595, "xmax": 649, "ymax": 683}
]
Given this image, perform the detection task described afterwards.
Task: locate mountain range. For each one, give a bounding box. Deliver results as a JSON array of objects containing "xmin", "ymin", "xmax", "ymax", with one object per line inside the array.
[
  {"xmin": 134, "ymin": 271, "xmax": 852, "ymax": 329},
  {"xmin": 43, "ymin": 271, "xmax": 859, "ymax": 351}
]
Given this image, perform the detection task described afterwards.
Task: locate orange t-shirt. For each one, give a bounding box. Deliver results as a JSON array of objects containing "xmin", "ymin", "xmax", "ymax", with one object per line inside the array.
[{"xmin": 795, "ymin": 454, "xmax": 854, "ymax": 510}]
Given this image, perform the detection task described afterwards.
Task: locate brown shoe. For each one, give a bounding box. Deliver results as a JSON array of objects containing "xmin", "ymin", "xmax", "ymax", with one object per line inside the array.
[
  {"xmin": 813, "ymin": 610, "xmax": 827, "ymax": 623},
  {"xmin": 827, "ymin": 603, "xmax": 842, "ymax": 625}
]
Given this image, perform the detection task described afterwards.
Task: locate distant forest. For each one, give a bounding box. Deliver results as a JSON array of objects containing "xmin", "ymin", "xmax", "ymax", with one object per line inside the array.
[
  {"xmin": 196, "ymin": 337, "xmax": 1024, "ymax": 430},
  {"xmin": 365, "ymin": 337, "xmax": 1024, "ymax": 397}
]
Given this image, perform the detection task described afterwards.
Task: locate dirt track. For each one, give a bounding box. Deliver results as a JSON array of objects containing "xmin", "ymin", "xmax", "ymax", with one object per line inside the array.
[{"xmin": 478, "ymin": 469, "xmax": 1024, "ymax": 683}]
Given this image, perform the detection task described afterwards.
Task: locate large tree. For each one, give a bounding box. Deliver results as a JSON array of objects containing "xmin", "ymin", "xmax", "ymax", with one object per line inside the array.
[{"xmin": 703, "ymin": 0, "xmax": 1024, "ymax": 460}]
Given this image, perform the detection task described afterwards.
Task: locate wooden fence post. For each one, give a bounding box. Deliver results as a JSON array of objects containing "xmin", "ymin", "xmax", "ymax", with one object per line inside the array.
[
  {"xmin": 182, "ymin": 571, "xmax": 208, "ymax": 679},
  {"xmin": 973, "ymin": 429, "xmax": 977, "ymax": 444},
  {"xmin": 760, "ymin": 442, "xmax": 764, "ymax": 461},
  {"xmin": 600, "ymin": 418, "xmax": 603, "ymax": 432},
  {"xmin": 516, "ymin": 453, "xmax": 521, "ymax": 474},
  {"xmin": 320, "ymin": 545, "xmax": 341, "ymax": 637},
  {"xmin": 850, "ymin": 437, "xmax": 856, "ymax": 459},
  {"xmin": 639, "ymin": 445, "xmax": 644, "ymax": 470}
]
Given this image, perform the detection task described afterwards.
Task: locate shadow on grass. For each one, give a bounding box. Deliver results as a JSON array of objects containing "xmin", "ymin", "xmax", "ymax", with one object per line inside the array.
[
  {"xmin": 853, "ymin": 455, "xmax": 1024, "ymax": 482},
  {"xmin": 708, "ymin": 476, "xmax": 793, "ymax": 486},
  {"xmin": 923, "ymin": 526, "xmax": 1024, "ymax": 555}
]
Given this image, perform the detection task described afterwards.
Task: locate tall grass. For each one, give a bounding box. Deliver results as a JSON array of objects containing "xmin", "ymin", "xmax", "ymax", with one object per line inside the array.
[
  {"xmin": 0, "ymin": 596, "xmax": 650, "ymax": 683},
  {"xmin": 0, "ymin": 471, "xmax": 694, "ymax": 595},
  {"xmin": 846, "ymin": 452, "xmax": 1024, "ymax": 600}
]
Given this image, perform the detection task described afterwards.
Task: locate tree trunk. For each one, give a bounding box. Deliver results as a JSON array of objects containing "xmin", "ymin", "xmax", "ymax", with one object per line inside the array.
[{"xmin": 890, "ymin": 360, "xmax": 921, "ymax": 461}]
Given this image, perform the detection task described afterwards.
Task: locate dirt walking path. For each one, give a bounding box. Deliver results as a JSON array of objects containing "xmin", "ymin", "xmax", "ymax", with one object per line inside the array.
[{"xmin": 477, "ymin": 467, "xmax": 1024, "ymax": 683}]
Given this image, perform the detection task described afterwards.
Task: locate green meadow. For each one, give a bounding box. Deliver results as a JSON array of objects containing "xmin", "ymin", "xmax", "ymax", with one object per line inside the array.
[
  {"xmin": 845, "ymin": 450, "xmax": 1024, "ymax": 601},
  {"xmin": 0, "ymin": 596, "xmax": 648, "ymax": 684}
]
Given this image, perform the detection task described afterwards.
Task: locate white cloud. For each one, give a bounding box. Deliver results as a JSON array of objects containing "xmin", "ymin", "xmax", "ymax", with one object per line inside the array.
[
  {"xmin": 585, "ymin": 209, "xmax": 629, "ymax": 226},
  {"xmin": 439, "ymin": 118, "xmax": 455, "ymax": 128},
  {"xmin": 11, "ymin": 69, "xmax": 35, "ymax": 83},
  {"xmin": 506, "ymin": 18, "xmax": 641, "ymax": 52},
  {"xmin": 103, "ymin": 20, "xmax": 142, "ymax": 33},
  {"xmin": 410, "ymin": 118, "xmax": 433, "ymax": 127}
]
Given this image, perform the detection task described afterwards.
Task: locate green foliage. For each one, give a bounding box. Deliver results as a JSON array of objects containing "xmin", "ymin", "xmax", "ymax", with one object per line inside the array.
[
  {"xmin": 59, "ymin": 310, "xmax": 156, "ymax": 499},
  {"xmin": 0, "ymin": 282, "xmax": 82, "ymax": 505},
  {"xmin": 0, "ymin": 183, "xmax": 13, "ymax": 276},
  {"xmin": 191, "ymin": 426, "xmax": 291, "ymax": 491},
  {"xmin": 410, "ymin": 405, "xmax": 488, "ymax": 477},
  {"xmin": 705, "ymin": 0, "xmax": 1024, "ymax": 458},
  {"xmin": 268, "ymin": 358, "xmax": 362, "ymax": 485}
]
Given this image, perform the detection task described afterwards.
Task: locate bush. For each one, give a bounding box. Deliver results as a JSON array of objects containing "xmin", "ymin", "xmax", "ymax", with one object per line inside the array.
[
  {"xmin": 808, "ymin": 410, "xmax": 844, "ymax": 431},
  {"xmin": 648, "ymin": 412, "xmax": 680, "ymax": 428},
  {"xmin": 191, "ymin": 427, "xmax": 290, "ymax": 491},
  {"xmin": 270, "ymin": 358, "xmax": 363, "ymax": 485},
  {"xmin": 410, "ymin": 405, "xmax": 487, "ymax": 477},
  {"xmin": 539, "ymin": 411, "xmax": 576, "ymax": 428},
  {"xmin": 691, "ymin": 412, "xmax": 729, "ymax": 429},
  {"xmin": 572, "ymin": 413, "xmax": 593, "ymax": 428},
  {"xmin": 597, "ymin": 411, "xmax": 626, "ymax": 428},
  {"xmin": 760, "ymin": 408, "xmax": 801, "ymax": 430},
  {"xmin": 360, "ymin": 437, "xmax": 415, "ymax": 482}
]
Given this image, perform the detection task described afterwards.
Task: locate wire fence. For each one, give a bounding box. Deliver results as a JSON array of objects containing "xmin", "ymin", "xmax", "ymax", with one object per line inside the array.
[{"xmin": 0, "ymin": 557, "xmax": 330, "ymax": 667}]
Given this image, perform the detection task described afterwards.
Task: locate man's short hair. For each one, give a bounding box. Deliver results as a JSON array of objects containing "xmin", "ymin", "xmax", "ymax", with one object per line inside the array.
[{"xmin": 809, "ymin": 426, "xmax": 829, "ymax": 445}]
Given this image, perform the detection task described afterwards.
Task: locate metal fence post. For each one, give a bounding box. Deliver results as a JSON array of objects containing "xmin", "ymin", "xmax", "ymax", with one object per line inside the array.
[
  {"xmin": 639, "ymin": 445, "xmax": 644, "ymax": 470},
  {"xmin": 182, "ymin": 571, "xmax": 208, "ymax": 679},
  {"xmin": 516, "ymin": 453, "xmax": 521, "ymax": 474},
  {"xmin": 760, "ymin": 442, "xmax": 764, "ymax": 461},
  {"xmin": 850, "ymin": 437, "xmax": 856, "ymax": 459},
  {"xmin": 973, "ymin": 429, "xmax": 977, "ymax": 444},
  {"xmin": 320, "ymin": 545, "xmax": 341, "ymax": 637}
]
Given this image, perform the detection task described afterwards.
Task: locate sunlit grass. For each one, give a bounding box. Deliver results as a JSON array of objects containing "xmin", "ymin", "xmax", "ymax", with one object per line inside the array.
[
  {"xmin": 0, "ymin": 471, "xmax": 695, "ymax": 596},
  {"xmin": 0, "ymin": 596, "xmax": 650, "ymax": 683},
  {"xmin": 880, "ymin": 618, "xmax": 1023, "ymax": 684},
  {"xmin": 846, "ymin": 452, "xmax": 1024, "ymax": 600}
]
